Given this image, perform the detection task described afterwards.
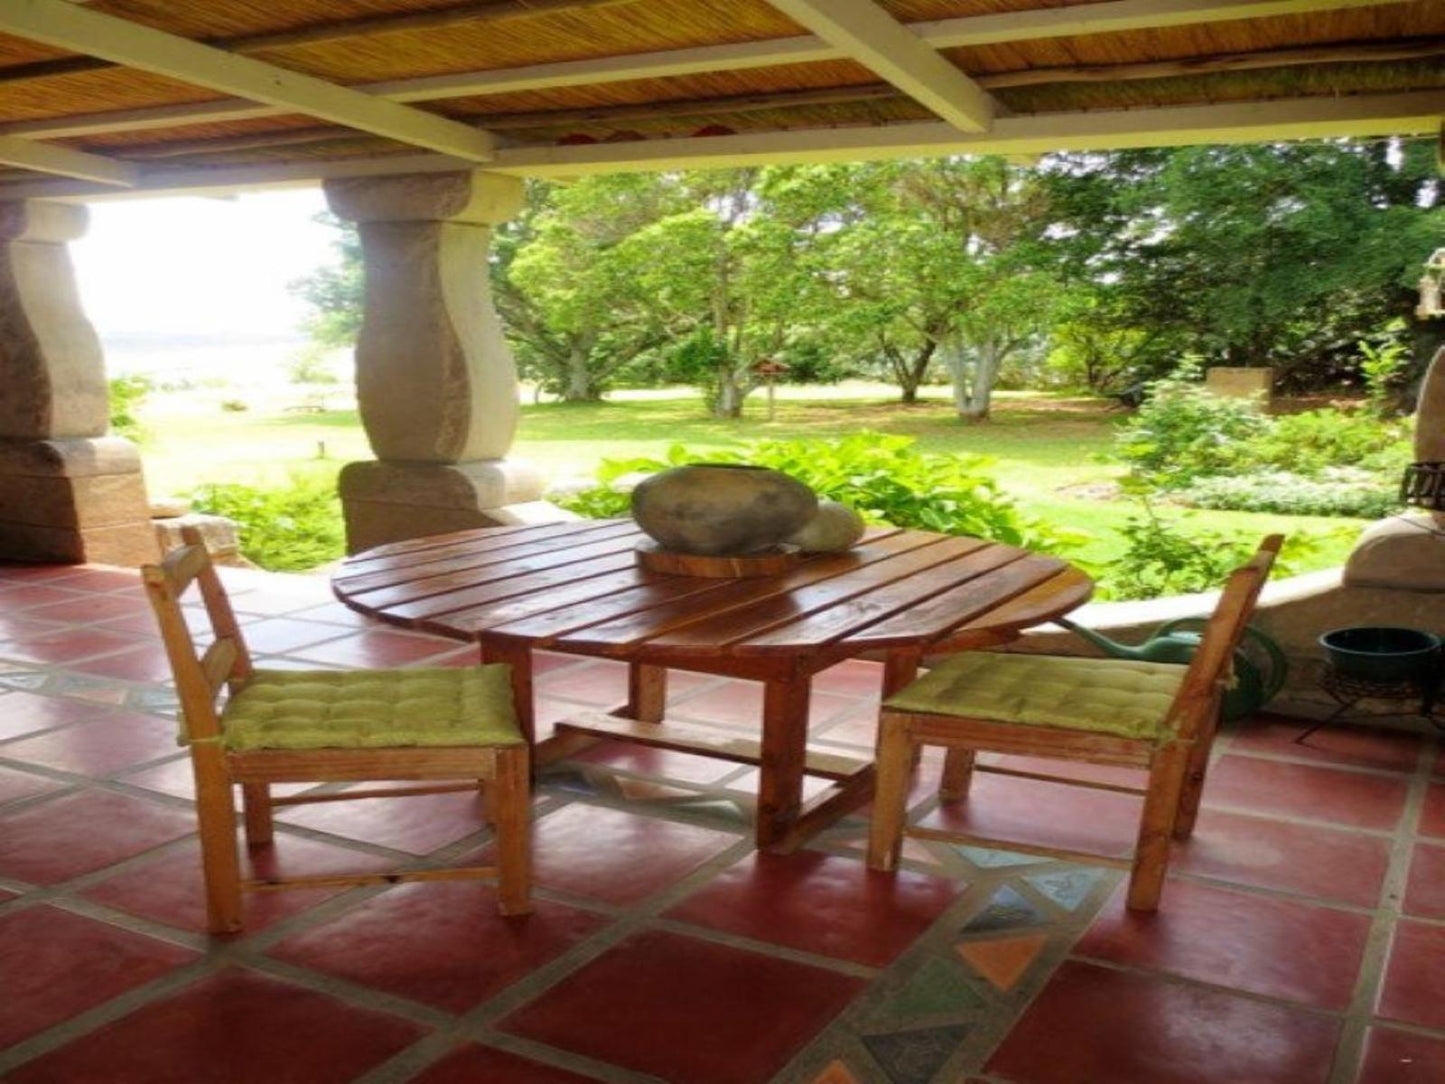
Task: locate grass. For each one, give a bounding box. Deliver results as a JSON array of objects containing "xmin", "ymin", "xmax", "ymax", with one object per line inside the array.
[{"xmin": 135, "ymin": 383, "xmax": 1365, "ymax": 574}]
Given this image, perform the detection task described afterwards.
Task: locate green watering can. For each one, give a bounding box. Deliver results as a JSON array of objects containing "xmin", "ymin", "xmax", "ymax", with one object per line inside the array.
[{"xmin": 1054, "ymin": 616, "xmax": 1289, "ymax": 721}]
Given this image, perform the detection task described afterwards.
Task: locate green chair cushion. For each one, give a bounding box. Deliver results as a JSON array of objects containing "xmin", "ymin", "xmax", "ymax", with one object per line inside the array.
[
  {"xmin": 884, "ymin": 653, "xmax": 1186, "ymax": 742},
  {"xmin": 221, "ymin": 664, "xmax": 523, "ymax": 752}
]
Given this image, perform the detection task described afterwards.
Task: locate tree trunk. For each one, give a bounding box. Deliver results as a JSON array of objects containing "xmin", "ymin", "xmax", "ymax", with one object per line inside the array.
[
  {"xmin": 946, "ymin": 341, "xmax": 1001, "ymax": 422},
  {"xmin": 713, "ymin": 369, "xmax": 745, "ymax": 418},
  {"xmin": 562, "ymin": 345, "xmax": 594, "ymax": 401}
]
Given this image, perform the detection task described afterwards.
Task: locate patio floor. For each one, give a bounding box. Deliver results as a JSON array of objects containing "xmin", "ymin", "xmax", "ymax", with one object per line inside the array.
[{"xmin": 0, "ymin": 561, "xmax": 1442, "ymax": 1084}]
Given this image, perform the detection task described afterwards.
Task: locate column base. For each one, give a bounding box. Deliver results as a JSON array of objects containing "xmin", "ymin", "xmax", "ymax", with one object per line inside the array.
[
  {"xmin": 0, "ymin": 437, "xmax": 158, "ymax": 565},
  {"xmin": 338, "ymin": 458, "xmax": 573, "ymax": 553},
  {"xmin": 1343, "ymin": 513, "xmax": 1445, "ymax": 591}
]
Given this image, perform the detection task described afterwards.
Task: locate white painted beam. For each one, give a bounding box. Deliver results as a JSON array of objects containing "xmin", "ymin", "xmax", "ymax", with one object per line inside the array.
[
  {"xmin": 483, "ymin": 90, "xmax": 1445, "ymax": 177},
  {"xmin": 0, "ymin": 0, "xmax": 496, "ymax": 162},
  {"xmin": 0, "ymin": 0, "xmax": 1404, "ymax": 142},
  {"xmin": 1, "ymin": 91, "xmax": 1439, "ymax": 202},
  {"xmin": 761, "ymin": 0, "xmax": 993, "ymax": 132},
  {"xmin": 0, "ymin": 133, "xmax": 136, "ymax": 185}
]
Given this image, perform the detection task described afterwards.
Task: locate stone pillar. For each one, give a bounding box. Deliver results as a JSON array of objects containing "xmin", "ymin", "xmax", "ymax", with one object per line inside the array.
[
  {"xmin": 323, "ymin": 171, "xmax": 555, "ymax": 553},
  {"xmin": 0, "ymin": 200, "xmax": 156, "ymax": 566}
]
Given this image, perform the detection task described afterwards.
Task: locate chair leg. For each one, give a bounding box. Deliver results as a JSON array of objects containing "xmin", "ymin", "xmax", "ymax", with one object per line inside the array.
[
  {"xmin": 1172, "ymin": 704, "xmax": 1223, "ymax": 841},
  {"xmin": 867, "ymin": 715, "xmax": 916, "ymax": 873},
  {"xmin": 492, "ymin": 745, "xmax": 532, "ymax": 917},
  {"xmin": 1126, "ymin": 742, "xmax": 1190, "ymax": 912},
  {"xmin": 241, "ymin": 783, "xmax": 273, "ymax": 846},
  {"xmin": 192, "ymin": 749, "xmax": 244, "ymax": 934},
  {"xmin": 939, "ymin": 748, "xmax": 976, "ymax": 802}
]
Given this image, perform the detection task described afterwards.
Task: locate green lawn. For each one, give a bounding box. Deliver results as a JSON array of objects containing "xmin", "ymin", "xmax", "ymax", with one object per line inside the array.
[{"xmin": 138, "ymin": 384, "xmax": 1365, "ymax": 573}]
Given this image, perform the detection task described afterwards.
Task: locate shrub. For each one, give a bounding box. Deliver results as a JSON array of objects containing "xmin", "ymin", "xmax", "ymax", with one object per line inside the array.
[
  {"xmin": 191, "ymin": 470, "xmax": 344, "ymax": 572},
  {"xmin": 1245, "ymin": 409, "xmax": 1408, "ymax": 477},
  {"xmin": 557, "ymin": 432, "xmax": 1080, "ymax": 556},
  {"xmin": 1113, "ymin": 369, "xmax": 1270, "ymax": 488},
  {"xmin": 107, "ymin": 374, "xmax": 152, "ymax": 442},
  {"xmin": 1177, "ymin": 470, "xmax": 1401, "ymax": 519}
]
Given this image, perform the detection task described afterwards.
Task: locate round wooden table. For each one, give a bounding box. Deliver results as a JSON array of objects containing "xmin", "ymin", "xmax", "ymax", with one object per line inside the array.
[{"xmin": 333, "ymin": 519, "xmax": 1092, "ymax": 851}]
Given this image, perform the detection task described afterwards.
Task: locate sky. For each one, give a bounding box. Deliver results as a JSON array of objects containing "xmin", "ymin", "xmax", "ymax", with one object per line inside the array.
[{"xmin": 70, "ymin": 187, "xmax": 340, "ymax": 340}]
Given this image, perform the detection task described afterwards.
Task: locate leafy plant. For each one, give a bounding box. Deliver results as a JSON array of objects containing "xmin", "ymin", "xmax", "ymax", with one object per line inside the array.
[
  {"xmin": 191, "ymin": 470, "xmax": 344, "ymax": 572},
  {"xmin": 1177, "ymin": 470, "xmax": 1401, "ymax": 519},
  {"xmin": 107, "ymin": 374, "xmax": 152, "ymax": 443},
  {"xmin": 1241, "ymin": 408, "xmax": 1408, "ymax": 477},
  {"xmin": 1358, "ymin": 325, "xmax": 1409, "ymax": 416},
  {"xmin": 558, "ymin": 432, "xmax": 1081, "ymax": 556},
  {"xmin": 1113, "ymin": 368, "xmax": 1270, "ymax": 488},
  {"xmin": 286, "ymin": 344, "xmax": 340, "ymax": 386}
]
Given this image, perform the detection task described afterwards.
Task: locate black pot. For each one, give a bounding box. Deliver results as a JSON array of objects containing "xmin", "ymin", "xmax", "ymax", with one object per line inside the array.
[{"xmin": 1319, "ymin": 626, "xmax": 1442, "ymax": 685}]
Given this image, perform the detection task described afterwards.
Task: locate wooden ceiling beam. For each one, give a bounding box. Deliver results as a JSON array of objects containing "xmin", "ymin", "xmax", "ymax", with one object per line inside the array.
[
  {"xmin": 0, "ymin": 0, "xmax": 1405, "ymax": 142},
  {"xmin": 759, "ymin": 0, "xmax": 993, "ymax": 132},
  {"xmin": 0, "ymin": 133, "xmax": 136, "ymax": 185},
  {"xmin": 0, "ymin": 0, "xmax": 497, "ymax": 163}
]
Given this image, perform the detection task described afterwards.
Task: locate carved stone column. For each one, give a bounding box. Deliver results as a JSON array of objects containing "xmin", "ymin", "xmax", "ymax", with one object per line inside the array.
[
  {"xmin": 0, "ymin": 200, "xmax": 156, "ymax": 566},
  {"xmin": 323, "ymin": 171, "xmax": 555, "ymax": 553}
]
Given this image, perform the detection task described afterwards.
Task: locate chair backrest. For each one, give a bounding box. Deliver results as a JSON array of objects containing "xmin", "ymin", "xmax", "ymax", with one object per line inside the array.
[
  {"xmin": 140, "ymin": 527, "xmax": 253, "ymax": 744},
  {"xmin": 1166, "ymin": 535, "xmax": 1284, "ymax": 740}
]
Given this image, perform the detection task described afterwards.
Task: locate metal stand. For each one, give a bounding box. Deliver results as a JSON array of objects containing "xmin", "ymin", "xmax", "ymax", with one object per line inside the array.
[{"xmin": 1293, "ymin": 667, "xmax": 1441, "ymax": 744}]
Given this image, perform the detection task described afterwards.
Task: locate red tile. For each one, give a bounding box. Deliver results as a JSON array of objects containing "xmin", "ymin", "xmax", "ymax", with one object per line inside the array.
[
  {"xmin": 1, "ymin": 711, "xmax": 178, "ymax": 776},
  {"xmin": 0, "ymin": 905, "xmax": 196, "ymax": 1047},
  {"xmin": 411, "ymin": 1044, "xmax": 599, "ymax": 1084},
  {"xmin": 811, "ymin": 658, "xmax": 885, "ymax": 698},
  {"xmin": 1075, "ymin": 879, "xmax": 1370, "ymax": 1010},
  {"xmin": 232, "ymin": 618, "xmax": 350, "ymax": 654},
  {"xmin": 1175, "ymin": 809, "xmax": 1389, "ymax": 908},
  {"xmin": 672, "ymin": 681, "xmax": 857, "ymax": 730},
  {"xmin": 918, "ymin": 771, "xmax": 1142, "ymax": 859},
  {"xmin": 1202, "ymin": 755, "xmax": 1407, "ymax": 831},
  {"xmin": 0, "ymin": 625, "xmax": 137, "ymax": 665},
  {"xmin": 5, "ymin": 967, "xmax": 427, "ymax": 1084},
  {"xmin": 0, "ymin": 690, "xmax": 101, "ymax": 739},
  {"xmin": 44, "ymin": 567, "xmax": 145, "ymax": 593},
  {"xmin": 284, "ymin": 629, "xmax": 462, "ymax": 668},
  {"xmin": 986, "ymin": 960, "xmax": 1339, "ymax": 1084},
  {"xmin": 571, "ymin": 738, "xmax": 742, "ymax": 784},
  {"xmin": 667, "ymin": 851, "xmax": 960, "ymax": 967},
  {"xmin": 500, "ymin": 929, "xmax": 866, "ymax": 1084},
  {"xmin": 67, "ymin": 644, "xmax": 183, "ymax": 683},
  {"xmin": 1404, "ymin": 842, "xmax": 1445, "ymax": 920},
  {"xmin": 0, "ymin": 614, "xmax": 60, "ymax": 642},
  {"xmin": 0, "ymin": 764, "xmax": 66, "ymax": 804},
  {"xmin": 493, "ymin": 803, "xmax": 737, "ymax": 904},
  {"xmin": 1357, "ymin": 1027, "xmax": 1445, "ymax": 1084},
  {"xmin": 120, "ymin": 756, "xmax": 200, "ymax": 800},
  {"xmin": 0, "ymin": 584, "xmax": 90, "ymax": 610},
  {"xmin": 537, "ymin": 659, "xmax": 627, "ymax": 704},
  {"xmin": 1378, "ymin": 920, "xmax": 1445, "ymax": 1031},
  {"xmin": 269, "ymin": 881, "xmax": 608, "ymax": 1013},
  {"xmin": 82, "ymin": 835, "xmax": 395, "ymax": 933},
  {"xmin": 1420, "ymin": 783, "xmax": 1445, "ymax": 840},
  {"xmin": 276, "ymin": 786, "xmax": 489, "ymax": 855},
  {"xmin": 0, "ymin": 789, "xmax": 194, "ymax": 884},
  {"xmin": 24, "ymin": 593, "xmax": 154, "ymax": 624},
  {"xmin": 986, "ymin": 753, "xmax": 1148, "ymax": 790},
  {"xmin": 286, "ymin": 601, "xmax": 380, "ymax": 628},
  {"xmin": 1228, "ymin": 716, "xmax": 1421, "ymax": 774}
]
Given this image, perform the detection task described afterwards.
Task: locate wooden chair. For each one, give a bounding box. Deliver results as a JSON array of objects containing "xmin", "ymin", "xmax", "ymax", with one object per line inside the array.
[
  {"xmin": 142, "ymin": 527, "xmax": 531, "ymax": 934},
  {"xmin": 867, "ymin": 536, "xmax": 1282, "ymax": 911}
]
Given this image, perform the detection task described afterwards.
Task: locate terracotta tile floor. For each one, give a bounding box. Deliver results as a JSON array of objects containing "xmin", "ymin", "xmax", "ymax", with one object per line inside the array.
[{"xmin": 1, "ymin": 561, "xmax": 1443, "ymax": 1084}]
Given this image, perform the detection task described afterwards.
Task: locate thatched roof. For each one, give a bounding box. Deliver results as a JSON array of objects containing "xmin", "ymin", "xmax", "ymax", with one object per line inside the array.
[{"xmin": 0, "ymin": 0, "xmax": 1439, "ymax": 198}]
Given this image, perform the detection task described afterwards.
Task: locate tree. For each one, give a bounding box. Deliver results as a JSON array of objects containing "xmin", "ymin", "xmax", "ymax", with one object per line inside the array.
[
  {"xmin": 288, "ymin": 213, "xmax": 363, "ymax": 347},
  {"xmin": 498, "ymin": 175, "xmax": 685, "ymax": 401},
  {"xmin": 1045, "ymin": 138, "xmax": 1444, "ymax": 388}
]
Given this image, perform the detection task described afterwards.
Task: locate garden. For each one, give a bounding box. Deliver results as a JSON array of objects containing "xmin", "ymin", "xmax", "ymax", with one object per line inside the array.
[{"xmin": 117, "ymin": 136, "xmax": 1441, "ymax": 602}]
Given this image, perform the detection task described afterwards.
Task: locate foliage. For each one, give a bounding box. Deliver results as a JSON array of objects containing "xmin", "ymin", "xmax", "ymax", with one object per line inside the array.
[
  {"xmin": 107, "ymin": 374, "xmax": 152, "ymax": 442},
  {"xmin": 1357, "ymin": 323, "xmax": 1410, "ymax": 416},
  {"xmin": 288, "ymin": 212, "xmax": 363, "ymax": 348},
  {"xmin": 1045, "ymin": 139, "xmax": 1443, "ymax": 389},
  {"xmin": 1244, "ymin": 408, "xmax": 1409, "ymax": 477},
  {"xmin": 191, "ymin": 470, "xmax": 345, "ymax": 572},
  {"xmin": 1113, "ymin": 368, "xmax": 1271, "ymax": 488},
  {"xmin": 285, "ymin": 344, "xmax": 340, "ymax": 385},
  {"xmin": 1095, "ymin": 501, "xmax": 1328, "ymax": 601},
  {"xmin": 558, "ymin": 431, "xmax": 1078, "ymax": 555},
  {"xmin": 1177, "ymin": 470, "xmax": 1402, "ymax": 519}
]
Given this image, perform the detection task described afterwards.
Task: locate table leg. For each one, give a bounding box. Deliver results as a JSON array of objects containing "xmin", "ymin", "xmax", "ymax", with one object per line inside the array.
[
  {"xmin": 480, "ymin": 641, "xmax": 535, "ymax": 744},
  {"xmin": 882, "ymin": 648, "xmax": 924, "ymax": 770},
  {"xmin": 756, "ymin": 677, "xmax": 811, "ymax": 851},
  {"xmin": 627, "ymin": 663, "xmax": 667, "ymax": 723}
]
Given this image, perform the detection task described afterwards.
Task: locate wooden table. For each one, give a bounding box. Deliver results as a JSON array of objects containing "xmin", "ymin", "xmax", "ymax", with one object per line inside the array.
[{"xmin": 332, "ymin": 519, "xmax": 1092, "ymax": 852}]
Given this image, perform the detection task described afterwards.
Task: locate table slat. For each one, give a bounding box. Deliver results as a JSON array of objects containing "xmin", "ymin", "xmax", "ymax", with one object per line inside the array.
[{"xmin": 383, "ymin": 552, "xmax": 641, "ymax": 623}]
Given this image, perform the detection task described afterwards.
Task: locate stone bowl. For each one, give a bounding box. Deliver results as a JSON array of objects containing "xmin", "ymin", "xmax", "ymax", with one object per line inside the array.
[{"xmin": 630, "ymin": 463, "xmax": 817, "ymax": 556}]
